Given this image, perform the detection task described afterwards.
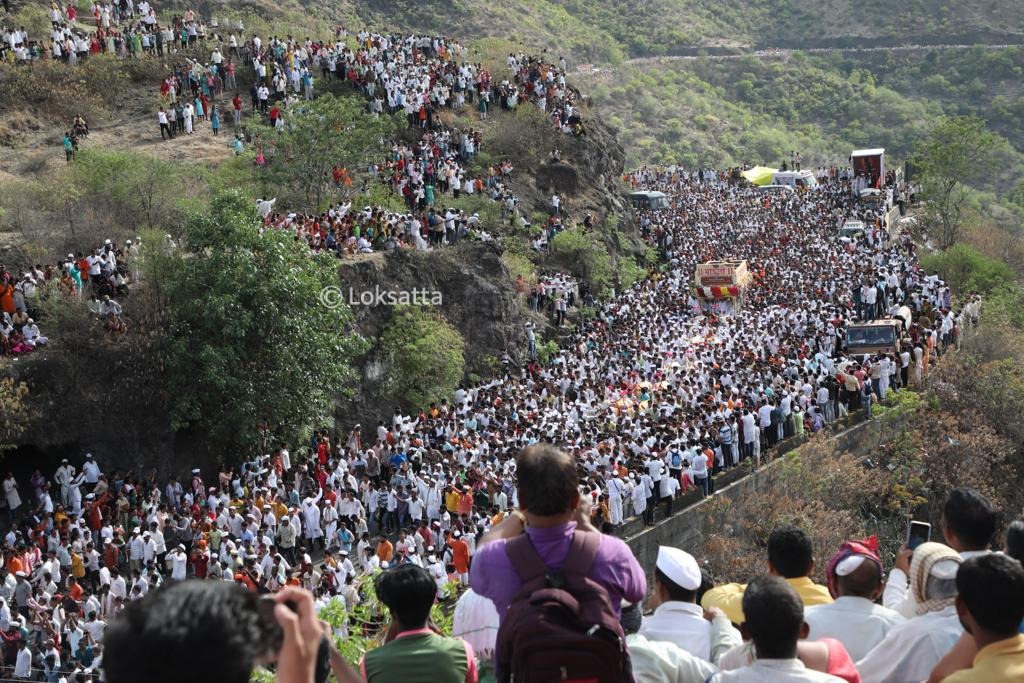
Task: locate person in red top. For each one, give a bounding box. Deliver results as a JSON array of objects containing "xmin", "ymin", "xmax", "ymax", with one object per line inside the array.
[
  {"xmin": 103, "ymin": 539, "xmax": 120, "ymax": 570},
  {"xmin": 86, "ymin": 491, "xmax": 107, "ymax": 532},
  {"xmin": 192, "ymin": 548, "xmax": 209, "ymax": 579},
  {"xmin": 231, "ymin": 94, "xmax": 242, "ymax": 126}
]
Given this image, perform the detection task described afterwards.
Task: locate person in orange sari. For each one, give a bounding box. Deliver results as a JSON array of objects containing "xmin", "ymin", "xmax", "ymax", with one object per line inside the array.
[{"xmin": 0, "ymin": 281, "xmax": 15, "ymax": 316}]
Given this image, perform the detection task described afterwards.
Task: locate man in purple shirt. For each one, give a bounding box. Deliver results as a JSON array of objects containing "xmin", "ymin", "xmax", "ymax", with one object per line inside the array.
[{"xmin": 470, "ymin": 443, "xmax": 647, "ymax": 620}]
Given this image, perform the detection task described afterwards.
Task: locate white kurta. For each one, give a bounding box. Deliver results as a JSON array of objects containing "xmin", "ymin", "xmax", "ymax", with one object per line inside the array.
[
  {"xmin": 855, "ymin": 606, "xmax": 962, "ymax": 683},
  {"xmin": 639, "ymin": 601, "xmax": 713, "ymax": 661},
  {"xmin": 804, "ymin": 595, "xmax": 905, "ymax": 661}
]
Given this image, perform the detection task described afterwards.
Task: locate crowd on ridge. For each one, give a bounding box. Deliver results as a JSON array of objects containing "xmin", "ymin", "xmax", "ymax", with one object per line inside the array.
[
  {"xmin": 2, "ymin": 3, "xmax": 210, "ymax": 63},
  {"xmin": 147, "ymin": 25, "xmax": 584, "ymax": 257},
  {"xmin": 1, "ymin": 237, "xmax": 136, "ymax": 357}
]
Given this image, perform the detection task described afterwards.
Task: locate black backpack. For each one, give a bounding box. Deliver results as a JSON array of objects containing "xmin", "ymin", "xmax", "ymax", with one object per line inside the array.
[{"xmin": 495, "ymin": 531, "xmax": 631, "ymax": 683}]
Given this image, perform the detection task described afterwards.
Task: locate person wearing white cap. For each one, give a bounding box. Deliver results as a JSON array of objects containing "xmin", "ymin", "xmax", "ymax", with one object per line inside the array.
[
  {"xmin": 855, "ymin": 542, "xmax": 964, "ymax": 683},
  {"xmin": 82, "ymin": 453, "xmax": 102, "ymax": 486},
  {"xmin": 804, "ymin": 539, "xmax": 904, "ymax": 661},
  {"xmin": 168, "ymin": 545, "xmax": 189, "ymax": 582},
  {"xmin": 640, "ymin": 546, "xmax": 725, "ymax": 661},
  {"xmin": 606, "ymin": 468, "xmax": 625, "ymax": 526},
  {"xmin": 128, "ymin": 528, "xmax": 145, "ymax": 574}
]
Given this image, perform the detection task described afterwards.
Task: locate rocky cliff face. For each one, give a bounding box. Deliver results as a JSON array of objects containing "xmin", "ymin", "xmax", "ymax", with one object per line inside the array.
[
  {"xmin": 521, "ymin": 115, "xmax": 646, "ymax": 259},
  {"xmin": 335, "ymin": 242, "xmax": 527, "ymax": 427}
]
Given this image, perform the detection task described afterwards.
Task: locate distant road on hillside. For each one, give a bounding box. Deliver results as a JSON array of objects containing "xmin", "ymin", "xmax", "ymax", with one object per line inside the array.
[{"xmin": 575, "ymin": 42, "xmax": 1024, "ymax": 72}]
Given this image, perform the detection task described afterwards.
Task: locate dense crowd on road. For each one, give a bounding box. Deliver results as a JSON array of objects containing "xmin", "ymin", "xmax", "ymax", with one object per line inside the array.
[
  {"xmin": 29, "ymin": 447, "xmax": 1024, "ymax": 683},
  {"xmin": 8, "ymin": 7, "xmax": 1018, "ymax": 683},
  {"xmin": 1, "ymin": 158, "xmax": 988, "ymax": 680}
]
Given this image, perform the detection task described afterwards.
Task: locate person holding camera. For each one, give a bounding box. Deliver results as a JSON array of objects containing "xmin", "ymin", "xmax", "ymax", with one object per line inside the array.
[{"xmin": 103, "ymin": 580, "xmax": 358, "ymax": 683}]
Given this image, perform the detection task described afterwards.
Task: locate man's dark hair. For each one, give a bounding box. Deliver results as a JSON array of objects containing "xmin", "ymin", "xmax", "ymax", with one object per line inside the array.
[
  {"xmin": 957, "ymin": 553, "xmax": 1024, "ymax": 636},
  {"xmin": 742, "ymin": 575, "xmax": 804, "ymax": 659},
  {"xmin": 375, "ymin": 565, "xmax": 437, "ymax": 629},
  {"xmin": 516, "ymin": 444, "xmax": 578, "ymax": 516},
  {"xmin": 767, "ymin": 526, "xmax": 814, "ymax": 578},
  {"xmin": 1005, "ymin": 519, "xmax": 1024, "ymax": 562},
  {"xmin": 943, "ymin": 488, "xmax": 998, "ymax": 550},
  {"xmin": 654, "ymin": 568, "xmax": 696, "ymax": 603},
  {"xmin": 103, "ymin": 580, "xmax": 266, "ymax": 683}
]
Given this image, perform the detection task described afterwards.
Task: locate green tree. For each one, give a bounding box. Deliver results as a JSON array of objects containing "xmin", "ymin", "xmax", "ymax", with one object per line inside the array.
[
  {"xmin": 550, "ymin": 228, "xmax": 614, "ymax": 298},
  {"xmin": 161, "ymin": 191, "xmax": 364, "ymax": 450},
  {"xmin": 920, "ymin": 243, "xmax": 1015, "ymax": 294},
  {"xmin": 911, "ymin": 116, "xmax": 1002, "ymax": 250},
  {"xmin": 379, "ymin": 306, "xmax": 465, "ymax": 408},
  {"xmin": 260, "ymin": 95, "xmax": 396, "ymax": 208}
]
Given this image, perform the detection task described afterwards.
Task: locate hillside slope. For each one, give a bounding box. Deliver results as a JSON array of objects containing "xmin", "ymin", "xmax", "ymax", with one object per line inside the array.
[
  {"xmin": 575, "ymin": 47, "xmax": 1024, "ymax": 199},
  {"xmin": 352, "ymin": 0, "xmax": 1024, "ymax": 59},
  {"xmin": 112, "ymin": 0, "xmax": 1024, "ymax": 63}
]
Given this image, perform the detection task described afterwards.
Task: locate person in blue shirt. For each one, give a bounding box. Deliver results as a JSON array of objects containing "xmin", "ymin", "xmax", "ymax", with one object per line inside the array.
[{"xmin": 337, "ymin": 523, "xmax": 354, "ymax": 554}]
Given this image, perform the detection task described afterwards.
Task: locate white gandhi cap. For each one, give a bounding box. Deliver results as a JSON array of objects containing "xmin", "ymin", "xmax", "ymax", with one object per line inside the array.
[{"xmin": 656, "ymin": 546, "xmax": 701, "ymax": 591}]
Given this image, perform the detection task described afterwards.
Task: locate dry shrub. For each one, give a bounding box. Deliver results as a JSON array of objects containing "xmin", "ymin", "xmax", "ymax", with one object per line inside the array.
[
  {"xmin": 0, "ymin": 56, "xmax": 126, "ymax": 123},
  {"xmin": 697, "ymin": 437, "xmax": 886, "ymax": 585}
]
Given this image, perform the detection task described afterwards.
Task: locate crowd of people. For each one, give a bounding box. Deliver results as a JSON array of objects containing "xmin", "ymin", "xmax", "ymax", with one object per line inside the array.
[
  {"xmin": 142, "ymin": 25, "xmax": 583, "ymax": 259},
  {"xmin": 62, "ymin": 444, "xmax": 1024, "ymax": 683},
  {"xmin": 1, "ymin": 153, "xmax": 989, "ymax": 681},
  {"xmin": 1, "ymin": 237, "xmax": 136, "ymax": 356},
  {"xmin": 1, "ymin": 2, "xmax": 210, "ymax": 63}
]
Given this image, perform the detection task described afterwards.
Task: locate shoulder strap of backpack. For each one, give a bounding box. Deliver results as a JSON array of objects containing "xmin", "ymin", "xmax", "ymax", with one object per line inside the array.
[
  {"xmin": 561, "ymin": 530, "xmax": 600, "ymax": 577},
  {"xmin": 505, "ymin": 532, "xmax": 548, "ymax": 585}
]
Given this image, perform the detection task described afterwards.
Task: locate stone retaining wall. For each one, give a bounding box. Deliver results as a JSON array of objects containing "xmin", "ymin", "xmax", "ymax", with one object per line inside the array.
[{"xmin": 621, "ymin": 410, "xmax": 911, "ymax": 574}]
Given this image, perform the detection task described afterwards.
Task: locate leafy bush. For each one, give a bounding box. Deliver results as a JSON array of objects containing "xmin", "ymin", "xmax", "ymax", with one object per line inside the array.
[
  {"xmin": 0, "ymin": 55, "xmax": 127, "ymax": 122},
  {"xmin": 920, "ymin": 243, "xmax": 1015, "ymax": 294},
  {"xmin": 160, "ymin": 191, "xmax": 365, "ymax": 450},
  {"xmin": 379, "ymin": 305, "xmax": 466, "ymax": 409},
  {"xmin": 501, "ymin": 252, "xmax": 537, "ymax": 286},
  {"xmin": 69, "ymin": 148, "xmax": 189, "ymax": 231},
  {"xmin": 0, "ymin": 377, "xmax": 33, "ymax": 445},
  {"xmin": 616, "ymin": 255, "xmax": 647, "ymax": 290},
  {"xmin": 550, "ymin": 228, "xmax": 614, "ymax": 298},
  {"xmin": 536, "ymin": 337, "xmax": 560, "ymax": 364}
]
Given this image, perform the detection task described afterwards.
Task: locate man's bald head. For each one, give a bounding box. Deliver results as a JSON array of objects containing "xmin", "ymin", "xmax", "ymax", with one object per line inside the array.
[{"xmin": 836, "ymin": 557, "xmax": 883, "ymax": 599}]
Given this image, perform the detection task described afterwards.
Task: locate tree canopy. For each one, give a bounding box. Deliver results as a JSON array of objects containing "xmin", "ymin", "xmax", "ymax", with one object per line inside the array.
[
  {"xmin": 911, "ymin": 115, "xmax": 1002, "ymax": 249},
  {"xmin": 259, "ymin": 94, "xmax": 396, "ymax": 208},
  {"xmin": 161, "ymin": 191, "xmax": 365, "ymax": 450},
  {"xmin": 379, "ymin": 305, "xmax": 465, "ymax": 409}
]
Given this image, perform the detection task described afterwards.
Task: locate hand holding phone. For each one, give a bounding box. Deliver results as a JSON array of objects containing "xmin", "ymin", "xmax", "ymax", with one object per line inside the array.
[{"xmin": 907, "ymin": 520, "xmax": 931, "ymax": 550}]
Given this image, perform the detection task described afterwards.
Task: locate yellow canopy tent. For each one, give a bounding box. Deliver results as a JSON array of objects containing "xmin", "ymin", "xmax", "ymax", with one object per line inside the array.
[{"xmin": 740, "ymin": 166, "xmax": 779, "ymax": 186}]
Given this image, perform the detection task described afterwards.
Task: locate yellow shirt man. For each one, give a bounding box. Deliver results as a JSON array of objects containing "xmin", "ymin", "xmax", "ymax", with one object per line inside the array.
[
  {"xmin": 943, "ymin": 635, "xmax": 1024, "ymax": 683},
  {"xmin": 701, "ymin": 576, "xmax": 833, "ymax": 624}
]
